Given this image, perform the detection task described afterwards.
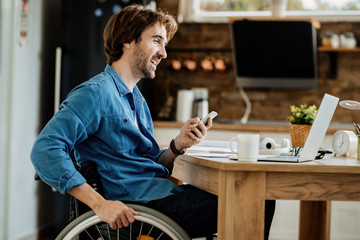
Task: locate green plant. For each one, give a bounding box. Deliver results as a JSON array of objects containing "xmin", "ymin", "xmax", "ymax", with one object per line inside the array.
[{"xmin": 287, "ymin": 104, "xmax": 317, "ymax": 125}]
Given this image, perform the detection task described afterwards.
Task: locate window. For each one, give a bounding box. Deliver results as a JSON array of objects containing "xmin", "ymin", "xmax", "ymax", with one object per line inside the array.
[
  {"xmin": 200, "ymin": 0, "xmax": 360, "ymax": 11},
  {"xmin": 178, "ymin": 0, "xmax": 360, "ymax": 22}
]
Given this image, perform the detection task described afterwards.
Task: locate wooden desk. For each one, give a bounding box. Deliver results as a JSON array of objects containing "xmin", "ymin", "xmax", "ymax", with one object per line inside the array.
[{"xmin": 172, "ymin": 155, "xmax": 360, "ymax": 240}]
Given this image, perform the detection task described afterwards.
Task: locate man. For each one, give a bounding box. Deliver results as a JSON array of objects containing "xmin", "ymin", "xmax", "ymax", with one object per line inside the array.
[{"xmin": 31, "ymin": 4, "xmax": 274, "ymax": 239}]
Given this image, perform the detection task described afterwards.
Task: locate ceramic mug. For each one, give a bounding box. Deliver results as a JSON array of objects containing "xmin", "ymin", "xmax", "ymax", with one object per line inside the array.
[{"xmin": 230, "ymin": 134, "xmax": 259, "ymax": 161}]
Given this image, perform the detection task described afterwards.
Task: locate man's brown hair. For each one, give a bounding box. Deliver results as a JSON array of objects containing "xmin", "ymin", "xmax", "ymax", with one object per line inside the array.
[{"xmin": 103, "ymin": 4, "xmax": 178, "ymax": 65}]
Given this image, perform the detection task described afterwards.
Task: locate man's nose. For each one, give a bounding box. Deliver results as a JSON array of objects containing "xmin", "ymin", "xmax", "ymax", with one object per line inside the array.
[{"xmin": 158, "ymin": 46, "xmax": 167, "ymax": 59}]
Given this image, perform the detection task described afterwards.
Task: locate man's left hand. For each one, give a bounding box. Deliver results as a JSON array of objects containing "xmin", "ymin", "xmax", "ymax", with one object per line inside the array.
[{"xmin": 174, "ymin": 117, "xmax": 213, "ymax": 152}]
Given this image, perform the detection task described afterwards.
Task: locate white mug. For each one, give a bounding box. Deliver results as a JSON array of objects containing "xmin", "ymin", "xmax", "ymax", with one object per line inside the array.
[{"xmin": 230, "ymin": 134, "xmax": 259, "ymax": 161}]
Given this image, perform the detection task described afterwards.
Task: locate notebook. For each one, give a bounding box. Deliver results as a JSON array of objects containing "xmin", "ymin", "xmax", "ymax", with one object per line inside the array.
[{"xmin": 258, "ymin": 93, "xmax": 339, "ymax": 163}]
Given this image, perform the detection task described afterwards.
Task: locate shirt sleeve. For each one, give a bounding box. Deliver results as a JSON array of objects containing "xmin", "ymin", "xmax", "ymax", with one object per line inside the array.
[
  {"xmin": 153, "ymin": 149, "xmax": 174, "ymax": 177},
  {"xmin": 30, "ymin": 83, "xmax": 102, "ymax": 194}
]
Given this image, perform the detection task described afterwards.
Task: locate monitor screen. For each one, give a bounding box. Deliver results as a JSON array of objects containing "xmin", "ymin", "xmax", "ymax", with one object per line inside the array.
[{"xmin": 230, "ymin": 20, "xmax": 318, "ymax": 89}]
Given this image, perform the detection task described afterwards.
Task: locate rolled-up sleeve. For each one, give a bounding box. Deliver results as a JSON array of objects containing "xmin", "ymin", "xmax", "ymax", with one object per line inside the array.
[
  {"xmin": 30, "ymin": 116, "xmax": 86, "ymax": 194},
  {"xmin": 30, "ymin": 84, "xmax": 101, "ymax": 194}
]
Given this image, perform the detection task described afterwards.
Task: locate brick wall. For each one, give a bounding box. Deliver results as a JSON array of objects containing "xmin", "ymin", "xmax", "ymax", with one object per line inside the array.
[{"xmin": 146, "ymin": 2, "xmax": 360, "ymax": 123}]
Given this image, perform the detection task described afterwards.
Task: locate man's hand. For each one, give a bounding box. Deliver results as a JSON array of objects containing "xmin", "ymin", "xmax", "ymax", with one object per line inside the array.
[
  {"xmin": 69, "ymin": 183, "xmax": 139, "ymax": 229},
  {"xmin": 174, "ymin": 117, "xmax": 213, "ymax": 151},
  {"xmin": 93, "ymin": 199, "xmax": 139, "ymax": 229}
]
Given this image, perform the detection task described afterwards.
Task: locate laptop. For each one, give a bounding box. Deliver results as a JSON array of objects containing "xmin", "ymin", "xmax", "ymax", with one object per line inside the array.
[{"xmin": 258, "ymin": 93, "xmax": 339, "ymax": 163}]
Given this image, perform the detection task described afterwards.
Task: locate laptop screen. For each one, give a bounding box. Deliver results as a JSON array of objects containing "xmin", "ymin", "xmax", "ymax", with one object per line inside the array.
[{"xmin": 299, "ymin": 94, "xmax": 339, "ymax": 161}]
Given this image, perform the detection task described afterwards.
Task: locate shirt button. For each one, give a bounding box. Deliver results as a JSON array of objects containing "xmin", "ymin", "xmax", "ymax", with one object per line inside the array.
[
  {"xmin": 146, "ymin": 147, "xmax": 151, "ymax": 151},
  {"xmin": 131, "ymin": 107, "xmax": 135, "ymax": 111},
  {"xmin": 124, "ymin": 119, "xmax": 128, "ymax": 123}
]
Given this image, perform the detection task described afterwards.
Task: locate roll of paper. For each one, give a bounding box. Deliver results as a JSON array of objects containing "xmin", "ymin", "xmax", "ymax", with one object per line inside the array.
[
  {"xmin": 176, "ymin": 90, "xmax": 194, "ymax": 122},
  {"xmin": 259, "ymin": 137, "xmax": 276, "ymax": 149}
]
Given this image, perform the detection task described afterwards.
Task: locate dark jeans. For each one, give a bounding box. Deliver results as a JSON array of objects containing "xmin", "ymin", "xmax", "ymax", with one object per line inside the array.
[{"xmin": 148, "ymin": 185, "xmax": 276, "ymax": 239}]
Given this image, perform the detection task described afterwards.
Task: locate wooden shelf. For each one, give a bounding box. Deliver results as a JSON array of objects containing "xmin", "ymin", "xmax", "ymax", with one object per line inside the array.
[
  {"xmin": 318, "ymin": 46, "xmax": 360, "ymax": 52},
  {"xmin": 317, "ymin": 46, "xmax": 360, "ymax": 79},
  {"xmin": 228, "ymin": 17, "xmax": 321, "ymax": 29}
]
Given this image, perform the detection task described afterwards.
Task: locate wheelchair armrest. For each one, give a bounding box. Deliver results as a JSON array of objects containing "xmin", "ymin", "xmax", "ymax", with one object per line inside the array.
[
  {"xmin": 34, "ymin": 172, "xmax": 41, "ymax": 181},
  {"xmin": 33, "ymin": 162, "xmax": 103, "ymax": 193}
]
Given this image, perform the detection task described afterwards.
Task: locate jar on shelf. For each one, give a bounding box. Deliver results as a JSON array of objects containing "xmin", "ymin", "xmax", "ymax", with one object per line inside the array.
[
  {"xmin": 321, "ymin": 32, "xmax": 333, "ymax": 47},
  {"xmin": 342, "ymin": 32, "xmax": 357, "ymax": 48},
  {"xmin": 331, "ymin": 34, "xmax": 340, "ymax": 48}
]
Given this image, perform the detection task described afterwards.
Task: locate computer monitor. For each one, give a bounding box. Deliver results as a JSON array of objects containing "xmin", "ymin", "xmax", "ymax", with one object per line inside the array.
[{"xmin": 230, "ymin": 20, "xmax": 318, "ymax": 89}]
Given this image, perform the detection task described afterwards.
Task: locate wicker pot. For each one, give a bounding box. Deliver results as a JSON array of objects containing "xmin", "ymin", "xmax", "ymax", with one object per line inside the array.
[{"xmin": 289, "ymin": 124, "xmax": 312, "ymax": 147}]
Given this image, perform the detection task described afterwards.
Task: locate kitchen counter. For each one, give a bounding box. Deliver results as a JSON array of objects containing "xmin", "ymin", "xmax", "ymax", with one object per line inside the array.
[{"xmin": 154, "ymin": 120, "xmax": 354, "ymax": 134}]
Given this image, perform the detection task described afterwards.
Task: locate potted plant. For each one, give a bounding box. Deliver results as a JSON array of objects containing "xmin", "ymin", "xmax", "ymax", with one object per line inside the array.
[{"xmin": 287, "ymin": 104, "xmax": 317, "ymax": 147}]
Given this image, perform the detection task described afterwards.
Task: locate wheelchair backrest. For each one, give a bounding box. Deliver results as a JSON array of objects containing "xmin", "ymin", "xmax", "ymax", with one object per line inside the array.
[{"xmin": 78, "ymin": 161, "xmax": 104, "ymax": 196}]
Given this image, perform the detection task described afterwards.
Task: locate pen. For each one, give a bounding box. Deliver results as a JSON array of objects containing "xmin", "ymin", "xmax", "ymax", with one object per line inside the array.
[{"xmin": 353, "ymin": 122, "xmax": 360, "ymax": 135}]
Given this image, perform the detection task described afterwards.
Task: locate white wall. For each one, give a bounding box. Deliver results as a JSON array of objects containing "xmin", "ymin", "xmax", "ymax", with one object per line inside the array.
[
  {"xmin": 0, "ymin": 0, "xmax": 51, "ymax": 239},
  {"xmin": 0, "ymin": 0, "xmax": 14, "ymax": 237}
]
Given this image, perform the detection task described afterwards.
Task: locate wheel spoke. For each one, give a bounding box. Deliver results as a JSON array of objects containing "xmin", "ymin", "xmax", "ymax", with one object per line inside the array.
[
  {"xmin": 147, "ymin": 225, "xmax": 155, "ymax": 236},
  {"xmin": 138, "ymin": 221, "xmax": 144, "ymax": 238},
  {"xmin": 84, "ymin": 229, "xmax": 95, "ymax": 240},
  {"xmin": 156, "ymin": 231, "xmax": 164, "ymax": 240},
  {"xmin": 95, "ymin": 224, "xmax": 104, "ymax": 239},
  {"xmin": 130, "ymin": 223, "xmax": 132, "ymax": 240},
  {"xmin": 106, "ymin": 224, "xmax": 111, "ymax": 240}
]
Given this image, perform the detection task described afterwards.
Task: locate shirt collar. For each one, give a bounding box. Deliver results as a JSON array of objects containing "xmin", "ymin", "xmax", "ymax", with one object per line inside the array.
[{"xmin": 105, "ymin": 64, "xmax": 145, "ymax": 104}]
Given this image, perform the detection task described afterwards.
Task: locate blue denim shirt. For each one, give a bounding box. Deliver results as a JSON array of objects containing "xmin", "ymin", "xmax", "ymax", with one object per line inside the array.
[{"xmin": 31, "ymin": 65, "xmax": 183, "ymax": 202}]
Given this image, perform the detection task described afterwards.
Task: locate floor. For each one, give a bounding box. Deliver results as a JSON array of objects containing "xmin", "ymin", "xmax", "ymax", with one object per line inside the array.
[
  {"xmin": 38, "ymin": 226, "xmax": 217, "ymax": 239},
  {"xmin": 194, "ymin": 237, "xmax": 217, "ymax": 240}
]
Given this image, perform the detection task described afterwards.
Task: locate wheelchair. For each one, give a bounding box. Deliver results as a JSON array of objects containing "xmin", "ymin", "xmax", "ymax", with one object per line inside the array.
[
  {"xmin": 56, "ymin": 203, "xmax": 190, "ymax": 240},
  {"xmin": 36, "ymin": 161, "xmax": 192, "ymax": 240}
]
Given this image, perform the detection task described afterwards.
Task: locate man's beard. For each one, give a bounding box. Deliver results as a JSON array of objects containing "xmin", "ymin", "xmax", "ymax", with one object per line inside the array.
[{"xmin": 132, "ymin": 45, "xmax": 158, "ymax": 79}]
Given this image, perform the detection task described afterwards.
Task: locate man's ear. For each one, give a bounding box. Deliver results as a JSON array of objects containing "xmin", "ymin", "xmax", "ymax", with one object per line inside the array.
[{"xmin": 124, "ymin": 43, "xmax": 131, "ymax": 50}]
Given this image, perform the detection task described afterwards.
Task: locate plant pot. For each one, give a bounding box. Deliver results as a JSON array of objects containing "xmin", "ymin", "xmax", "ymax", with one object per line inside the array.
[{"xmin": 289, "ymin": 124, "xmax": 312, "ymax": 147}]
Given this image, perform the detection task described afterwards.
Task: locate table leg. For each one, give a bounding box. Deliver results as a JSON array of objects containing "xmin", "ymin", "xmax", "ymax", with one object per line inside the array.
[
  {"xmin": 299, "ymin": 200, "xmax": 331, "ymax": 240},
  {"xmin": 217, "ymin": 171, "xmax": 266, "ymax": 240}
]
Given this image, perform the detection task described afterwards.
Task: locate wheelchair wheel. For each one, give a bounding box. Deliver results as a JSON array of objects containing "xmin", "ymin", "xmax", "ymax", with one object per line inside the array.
[{"xmin": 55, "ymin": 203, "xmax": 191, "ymax": 240}]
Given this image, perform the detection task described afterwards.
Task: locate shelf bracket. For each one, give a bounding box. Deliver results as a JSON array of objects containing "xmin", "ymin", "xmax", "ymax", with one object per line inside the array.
[{"xmin": 328, "ymin": 52, "xmax": 338, "ymax": 80}]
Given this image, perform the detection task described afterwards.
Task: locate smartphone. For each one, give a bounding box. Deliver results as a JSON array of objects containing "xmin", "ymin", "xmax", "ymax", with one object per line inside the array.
[{"xmin": 196, "ymin": 111, "xmax": 218, "ymax": 129}]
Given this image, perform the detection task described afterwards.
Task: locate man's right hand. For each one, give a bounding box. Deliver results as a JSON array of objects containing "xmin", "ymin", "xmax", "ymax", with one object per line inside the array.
[
  {"xmin": 93, "ymin": 198, "xmax": 139, "ymax": 229},
  {"xmin": 69, "ymin": 183, "xmax": 139, "ymax": 229}
]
